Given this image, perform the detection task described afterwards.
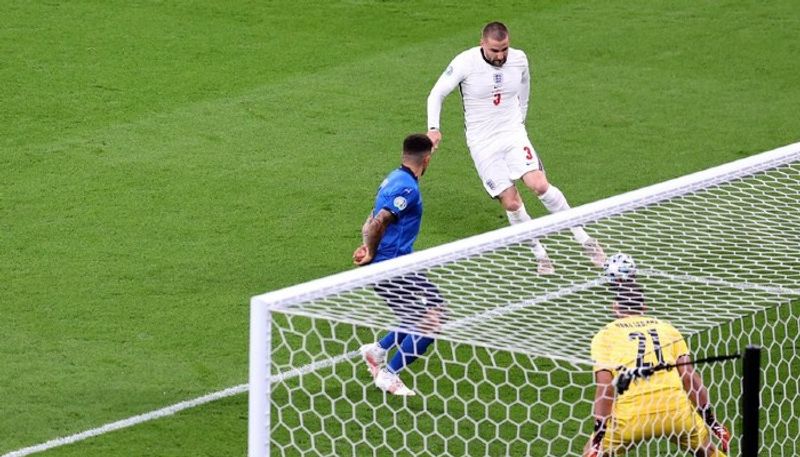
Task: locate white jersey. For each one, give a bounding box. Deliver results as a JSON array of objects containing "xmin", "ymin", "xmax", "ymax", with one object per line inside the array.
[{"xmin": 427, "ymin": 46, "xmax": 530, "ymax": 145}]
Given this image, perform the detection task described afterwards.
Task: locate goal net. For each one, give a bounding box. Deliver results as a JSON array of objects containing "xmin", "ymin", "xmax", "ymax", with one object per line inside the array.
[{"xmin": 249, "ymin": 142, "xmax": 800, "ymax": 456}]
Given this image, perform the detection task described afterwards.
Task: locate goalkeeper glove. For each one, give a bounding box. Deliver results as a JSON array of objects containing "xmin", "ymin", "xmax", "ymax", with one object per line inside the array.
[
  {"xmin": 586, "ymin": 417, "xmax": 608, "ymax": 457},
  {"xmin": 585, "ymin": 443, "xmax": 601, "ymax": 457},
  {"xmin": 698, "ymin": 405, "xmax": 731, "ymax": 452},
  {"xmin": 613, "ymin": 365, "xmax": 656, "ymax": 395}
]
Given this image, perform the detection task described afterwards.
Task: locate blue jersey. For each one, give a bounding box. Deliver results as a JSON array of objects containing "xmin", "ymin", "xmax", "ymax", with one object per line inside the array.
[{"xmin": 371, "ymin": 166, "xmax": 423, "ymax": 263}]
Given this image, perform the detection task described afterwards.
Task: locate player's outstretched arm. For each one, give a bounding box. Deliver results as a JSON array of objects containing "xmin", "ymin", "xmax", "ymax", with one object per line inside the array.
[
  {"xmin": 426, "ymin": 82, "xmax": 449, "ymax": 150},
  {"xmin": 353, "ymin": 209, "xmax": 395, "ymax": 266},
  {"xmin": 584, "ymin": 370, "xmax": 614, "ymax": 457},
  {"xmin": 677, "ymin": 355, "xmax": 731, "ymax": 453},
  {"xmin": 426, "ymin": 55, "xmax": 464, "ymax": 150}
]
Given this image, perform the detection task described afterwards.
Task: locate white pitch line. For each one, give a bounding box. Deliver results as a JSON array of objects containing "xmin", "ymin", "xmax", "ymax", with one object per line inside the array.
[
  {"xmin": 2, "ymin": 385, "xmax": 248, "ymax": 457},
  {"xmin": 2, "ymin": 352, "xmax": 361, "ymax": 457},
  {"xmin": 640, "ymin": 269, "xmax": 800, "ymax": 296}
]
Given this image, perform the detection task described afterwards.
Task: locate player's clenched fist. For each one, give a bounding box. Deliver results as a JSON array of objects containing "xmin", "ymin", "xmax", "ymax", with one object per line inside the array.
[
  {"xmin": 352, "ymin": 244, "xmax": 372, "ymax": 266},
  {"xmin": 426, "ymin": 129, "xmax": 441, "ymax": 150}
]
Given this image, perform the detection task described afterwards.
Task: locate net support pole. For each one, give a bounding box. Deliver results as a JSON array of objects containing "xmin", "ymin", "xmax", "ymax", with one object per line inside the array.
[
  {"xmin": 248, "ymin": 299, "xmax": 271, "ymax": 457},
  {"xmin": 741, "ymin": 345, "xmax": 761, "ymax": 457}
]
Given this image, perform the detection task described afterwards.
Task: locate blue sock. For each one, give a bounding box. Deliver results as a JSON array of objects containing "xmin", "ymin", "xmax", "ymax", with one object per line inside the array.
[
  {"xmin": 387, "ymin": 335, "xmax": 434, "ymax": 374},
  {"xmin": 378, "ymin": 331, "xmax": 407, "ymax": 350}
]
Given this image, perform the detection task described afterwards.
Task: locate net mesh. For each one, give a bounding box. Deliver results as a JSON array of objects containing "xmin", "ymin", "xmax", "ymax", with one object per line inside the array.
[{"xmin": 253, "ymin": 146, "xmax": 800, "ymax": 456}]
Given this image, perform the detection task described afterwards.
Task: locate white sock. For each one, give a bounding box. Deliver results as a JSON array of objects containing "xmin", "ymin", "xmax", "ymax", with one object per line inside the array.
[
  {"xmin": 538, "ymin": 186, "xmax": 591, "ymax": 244},
  {"xmin": 538, "ymin": 185, "xmax": 570, "ymax": 213},
  {"xmin": 506, "ymin": 204, "xmax": 548, "ymax": 259},
  {"xmin": 506, "ymin": 205, "xmax": 532, "ymax": 224}
]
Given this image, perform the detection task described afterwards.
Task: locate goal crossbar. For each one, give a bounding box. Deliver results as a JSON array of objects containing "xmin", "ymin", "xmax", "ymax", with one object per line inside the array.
[{"xmin": 252, "ymin": 142, "xmax": 800, "ymax": 312}]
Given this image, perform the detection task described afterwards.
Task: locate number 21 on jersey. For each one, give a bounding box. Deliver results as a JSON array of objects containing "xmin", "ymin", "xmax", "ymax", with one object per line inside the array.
[{"xmin": 628, "ymin": 328, "xmax": 667, "ymax": 370}]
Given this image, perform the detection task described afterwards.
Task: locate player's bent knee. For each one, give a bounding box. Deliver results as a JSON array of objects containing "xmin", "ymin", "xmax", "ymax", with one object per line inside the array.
[
  {"xmin": 532, "ymin": 179, "xmax": 550, "ymax": 195},
  {"xmin": 522, "ymin": 170, "xmax": 550, "ymax": 195},
  {"xmin": 497, "ymin": 188, "xmax": 523, "ymax": 211}
]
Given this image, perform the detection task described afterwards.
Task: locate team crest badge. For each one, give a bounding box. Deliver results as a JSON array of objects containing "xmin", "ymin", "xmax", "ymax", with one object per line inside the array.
[
  {"xmin": 393, "ymin": 196, "xmax": 408, "ymax": 210},
  {"xmin": 494, "ymin": 73, "xmax": 503, "ymax": 84},
  {"xmin": 485, "ymin": 179, "xmax": 496, "ymax": 190}
]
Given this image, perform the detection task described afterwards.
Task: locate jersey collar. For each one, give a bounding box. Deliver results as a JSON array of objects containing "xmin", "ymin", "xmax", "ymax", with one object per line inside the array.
[
  {"xmin": 480, "ymin": 48, "xmax": 503, "ymax": 68},
  {"xmin": 399, "ymin": 165, "xmax": 418, "ymax": 181}
]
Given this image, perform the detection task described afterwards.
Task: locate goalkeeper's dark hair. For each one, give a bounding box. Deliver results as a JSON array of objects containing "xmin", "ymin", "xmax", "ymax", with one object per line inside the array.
[
  {"xmin": 403, "ymin": 134, "xmax": 433, "ymax": 162},
  {"xmin": 611, "ymin": 281, "xmax": 645, "ymax": 312}
]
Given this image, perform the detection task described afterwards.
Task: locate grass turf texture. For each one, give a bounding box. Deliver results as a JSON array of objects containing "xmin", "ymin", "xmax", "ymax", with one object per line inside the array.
[{"xmin": 2, "ymin": 0, "xmax": 798, "ymax": 455}]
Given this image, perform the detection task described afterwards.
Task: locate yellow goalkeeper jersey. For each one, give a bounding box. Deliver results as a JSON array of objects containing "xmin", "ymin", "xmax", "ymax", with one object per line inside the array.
[{"xmin": 591, "ymin": 315, "xmax": 690, "ymax": 412}]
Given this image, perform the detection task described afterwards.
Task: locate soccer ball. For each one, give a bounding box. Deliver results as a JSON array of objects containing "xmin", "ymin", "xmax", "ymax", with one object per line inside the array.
[{"xmin": 603, "ymin": 253, "xmax": 637, "ymax": 281}]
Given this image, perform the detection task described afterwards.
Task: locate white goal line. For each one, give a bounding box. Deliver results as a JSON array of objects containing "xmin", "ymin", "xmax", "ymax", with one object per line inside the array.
[{"xmin": 641, "ymin": 269, "xmax": 800, "ymax": 296}]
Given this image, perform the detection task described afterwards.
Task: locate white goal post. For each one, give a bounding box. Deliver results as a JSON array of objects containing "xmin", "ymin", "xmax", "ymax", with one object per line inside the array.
[{"xmin": 250, "ymin": 142, "xmax": 800, "ymax": 456}]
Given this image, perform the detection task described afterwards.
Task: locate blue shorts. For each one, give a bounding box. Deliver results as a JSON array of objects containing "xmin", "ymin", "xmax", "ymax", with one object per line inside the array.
[{"xmin": 374, "ymin": 273, "xmax": 445, "ymax": 330}]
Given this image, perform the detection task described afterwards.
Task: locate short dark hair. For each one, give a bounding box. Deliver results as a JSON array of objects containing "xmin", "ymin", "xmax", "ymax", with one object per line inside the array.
[
  {"xmin": 611, "ymin": 281, "xmax": 645, "ymax": 312},
  {"xmin": 482, "ymin": 22, "xmax": 509, "ymax": 41},
  {"xmin": 403, "ymin": 133, "xmax": 433, "ymax": 158}
]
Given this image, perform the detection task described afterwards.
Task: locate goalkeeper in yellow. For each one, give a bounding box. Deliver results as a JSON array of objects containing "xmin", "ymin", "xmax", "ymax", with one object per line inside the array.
[{"xmin": 584, "ymin": 281, "xmax": 731, "ymax": 456}]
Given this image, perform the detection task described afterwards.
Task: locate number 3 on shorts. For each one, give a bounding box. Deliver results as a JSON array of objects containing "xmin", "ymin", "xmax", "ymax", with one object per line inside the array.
[{"xmin": 524, "ymin": 146, "xmax": 533, "ymax": 160}]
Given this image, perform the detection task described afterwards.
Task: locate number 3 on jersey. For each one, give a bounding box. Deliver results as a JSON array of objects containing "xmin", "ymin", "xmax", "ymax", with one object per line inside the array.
[
  {"xmin": 524, "ymin": 146, "xmax": 533, "ymax": 160},
  {"xmin": 493, "ymin": 93, "xmax": 501, "ymax": 105}
]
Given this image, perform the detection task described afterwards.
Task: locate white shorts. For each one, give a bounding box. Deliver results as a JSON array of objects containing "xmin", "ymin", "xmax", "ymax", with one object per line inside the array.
[{"xmin": 467, "ymin": 131, "xmax": 543, "ymax": 198}]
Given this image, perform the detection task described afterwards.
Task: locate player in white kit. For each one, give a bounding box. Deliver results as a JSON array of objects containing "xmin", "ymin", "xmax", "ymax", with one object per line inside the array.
[{"xmin": 426, "ymin": 22, "xmax": 605, "ymax": 274}]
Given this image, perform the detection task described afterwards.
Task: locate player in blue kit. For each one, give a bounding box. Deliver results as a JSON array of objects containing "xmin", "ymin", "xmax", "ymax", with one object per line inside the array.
[{"xmin": 353, "ymin": 133, "xmax": 444, "ymax": 396}]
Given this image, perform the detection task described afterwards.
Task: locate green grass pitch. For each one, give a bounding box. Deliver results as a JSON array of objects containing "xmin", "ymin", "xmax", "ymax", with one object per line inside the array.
[{"xmin": 2, "ymin": 0, "xmax": 799, "ymax": 455}]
